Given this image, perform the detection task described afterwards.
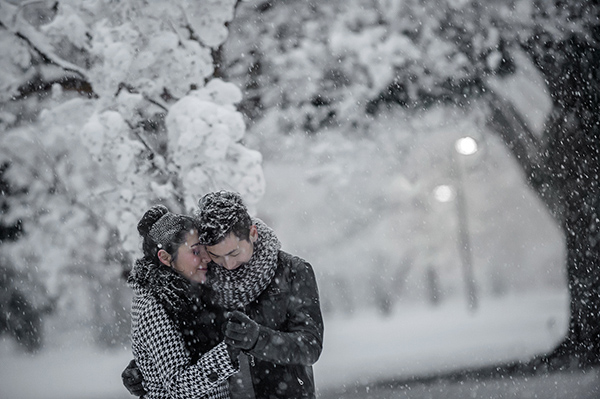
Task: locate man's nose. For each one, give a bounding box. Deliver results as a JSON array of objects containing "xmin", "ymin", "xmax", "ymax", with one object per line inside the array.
[{"xmin": 224, "ymin": 257, "xmax": 236, "ymax": 270}]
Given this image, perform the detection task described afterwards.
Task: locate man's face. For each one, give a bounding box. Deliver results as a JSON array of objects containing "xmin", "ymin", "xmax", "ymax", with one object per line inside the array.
[{"xmin": 206, "ymin": 227, "xmax": 257, "ymax": 271}]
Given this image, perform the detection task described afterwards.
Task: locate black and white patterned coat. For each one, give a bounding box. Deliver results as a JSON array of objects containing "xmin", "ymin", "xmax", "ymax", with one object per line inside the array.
[{"xmin": 130, "ymin": 271, "xmax": 238, "ymax": 399}]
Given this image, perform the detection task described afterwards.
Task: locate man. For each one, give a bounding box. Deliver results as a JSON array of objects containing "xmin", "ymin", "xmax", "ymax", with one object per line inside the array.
[{"xmin": 122, "ymin": 190, "xmax": 324, "ymax": 398}]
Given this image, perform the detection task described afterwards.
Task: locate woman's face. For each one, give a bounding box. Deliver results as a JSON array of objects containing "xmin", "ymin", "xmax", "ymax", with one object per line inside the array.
[{"xmin": 171, "ymin": 229, "xmax": 211, "ymax": 283}]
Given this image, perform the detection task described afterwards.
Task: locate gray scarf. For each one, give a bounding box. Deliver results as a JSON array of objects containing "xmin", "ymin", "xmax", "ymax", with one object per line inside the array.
[{"xmin": 206, "ymin": 218, "xmax": 281, "ymax": 310}]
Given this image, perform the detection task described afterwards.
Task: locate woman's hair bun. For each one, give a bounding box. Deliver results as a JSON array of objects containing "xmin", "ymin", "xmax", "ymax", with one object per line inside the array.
[{"xmin": 137, "ymin": 204, "xmax": 169, "ymax": 236}]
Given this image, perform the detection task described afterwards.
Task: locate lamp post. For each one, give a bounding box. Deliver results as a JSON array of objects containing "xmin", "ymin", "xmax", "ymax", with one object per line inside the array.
[{"xmin": 453, "ymin": 136, "xmax": 478, "ymax": 312}]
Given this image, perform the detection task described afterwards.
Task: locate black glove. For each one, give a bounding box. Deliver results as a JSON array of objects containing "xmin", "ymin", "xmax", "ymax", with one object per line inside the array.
[
  {"xmin": 224, "ymin": 310, "xmax": 260, "ymax": 351},
  {"xmin": 121, "ymin": 359, "xmax": 146, "ymax": 397}
]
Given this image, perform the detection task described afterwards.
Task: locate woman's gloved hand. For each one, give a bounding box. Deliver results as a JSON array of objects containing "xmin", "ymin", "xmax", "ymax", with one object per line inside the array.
[{"xmin": 121, "ymin": 359, "xmax": 146, "ymax": 397}]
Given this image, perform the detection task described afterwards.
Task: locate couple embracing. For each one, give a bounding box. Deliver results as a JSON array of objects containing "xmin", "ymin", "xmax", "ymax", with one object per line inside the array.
[{"xmin": 122, "ymin": 190, "xmax": 323, "ymax": 399}]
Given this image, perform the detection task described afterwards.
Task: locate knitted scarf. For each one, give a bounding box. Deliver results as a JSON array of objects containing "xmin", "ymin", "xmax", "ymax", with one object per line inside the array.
[
  {"xmin": 206, "ymin": 218, "xmax": 281, "ymax": 310},
  {"xmin": 128, "ymin": 258, "xmax": 225, "ymax": 361}
]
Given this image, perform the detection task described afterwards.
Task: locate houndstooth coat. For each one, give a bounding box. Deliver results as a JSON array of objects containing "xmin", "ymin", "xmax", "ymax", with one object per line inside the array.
[{"xmin": 130, "ymin": 265, "xmax": 238, "ymax": 399}]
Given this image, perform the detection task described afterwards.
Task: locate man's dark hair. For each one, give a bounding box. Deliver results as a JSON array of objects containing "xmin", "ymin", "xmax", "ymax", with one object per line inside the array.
[{"xmin": 197, "ymin": 191, "xmax": 253, "ymax": 246}]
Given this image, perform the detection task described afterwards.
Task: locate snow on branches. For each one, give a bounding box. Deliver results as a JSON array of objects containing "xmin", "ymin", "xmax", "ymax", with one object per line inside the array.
[{"xmin": 0, "ymin": 0, "xmax": 264, "ymax": 320}]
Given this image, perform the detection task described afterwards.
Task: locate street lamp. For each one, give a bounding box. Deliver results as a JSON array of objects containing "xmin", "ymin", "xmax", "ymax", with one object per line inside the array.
[
  {"xmin": 453, "ymin": 136, "xmax": 479, "ymax": 312},
  {"xmin": 455, "ymin": 136, "xmax": 478, "ymax": 156}
]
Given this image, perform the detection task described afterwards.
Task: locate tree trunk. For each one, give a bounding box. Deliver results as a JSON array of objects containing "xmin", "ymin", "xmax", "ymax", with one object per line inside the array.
[
  {"xmin": 544, "ymin": 104, "xmax": 600, "ymax": 366},
  {"xmin": 485, "ymin": 34, "xmax": 600, "ymax": 367}
]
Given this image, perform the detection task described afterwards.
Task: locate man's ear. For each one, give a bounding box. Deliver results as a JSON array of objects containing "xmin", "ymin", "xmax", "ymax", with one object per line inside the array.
[
  {"xmin": 249, "ymin": 225, "xmax": 258, "ymax": 243},
  {"xmin": 157, "ymin": 249, "xmax": 172, "ymax": 266}
]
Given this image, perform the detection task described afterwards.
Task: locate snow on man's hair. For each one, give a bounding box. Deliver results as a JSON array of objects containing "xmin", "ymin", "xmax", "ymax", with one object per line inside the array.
[{"xmin": 196, "ymin": 190, "xmax": 252, "ymax": 245}]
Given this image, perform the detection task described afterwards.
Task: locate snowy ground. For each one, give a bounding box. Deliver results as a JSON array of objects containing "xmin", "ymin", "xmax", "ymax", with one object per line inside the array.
[
  {"xmin": 319, "ymin": 368, "xmax": 600, "ymax": 399},
  {"xmin": 313, "ymin": 291, "xmax": 569, "ymax": 390},
  {"xmin": 0, "ymin": 290, "xmax": 579, "ymax": 399}
]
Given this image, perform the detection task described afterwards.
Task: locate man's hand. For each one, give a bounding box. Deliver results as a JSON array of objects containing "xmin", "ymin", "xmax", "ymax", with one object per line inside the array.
[
  {"xmin": 224, "ymin": 311, "xmax": 259, "ymax": 351},
  {"xmin": 121, "ymin": 359, "xmax": 146, "ymax": 397}
]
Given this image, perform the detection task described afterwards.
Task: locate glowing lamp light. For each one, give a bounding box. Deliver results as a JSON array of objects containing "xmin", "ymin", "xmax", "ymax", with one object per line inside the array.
[
  {"xmin": 455, "ymin": 136, "xmax": 478, "ymax": 155},
  {"xmin": 433, "ymin": 184, "xmax": 455, "ymax": 203}
]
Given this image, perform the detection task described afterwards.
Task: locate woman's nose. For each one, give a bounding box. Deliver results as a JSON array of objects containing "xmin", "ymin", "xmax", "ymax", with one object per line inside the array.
[{"xmin": 198, "ymin": 246, "xmax": 212, "ymax": 264}]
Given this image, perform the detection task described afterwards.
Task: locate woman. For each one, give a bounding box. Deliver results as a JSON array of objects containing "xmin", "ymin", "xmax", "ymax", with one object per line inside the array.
[{"xmin": 128, "ymin": 204, "xmax": 239, "ymax": 399}]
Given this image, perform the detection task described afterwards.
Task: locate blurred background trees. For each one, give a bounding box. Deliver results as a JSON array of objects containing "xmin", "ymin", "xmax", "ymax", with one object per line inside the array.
[
  {"xmin": 1, "ymin": 0, "xmax": 598, "ymax": 369},
  {"xmin": 0, "ymin": 0, "xmax": 264, "ymax": 348},
  {"xmin": 221, "ymin": 0, "xmax": 599, "ymax": 366}
]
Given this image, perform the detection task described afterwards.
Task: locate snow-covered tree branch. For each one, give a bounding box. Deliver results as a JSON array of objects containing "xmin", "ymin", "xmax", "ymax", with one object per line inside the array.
[{"xmin": 0, "ymin": 0, "xmax": 263, "ymax": 347}]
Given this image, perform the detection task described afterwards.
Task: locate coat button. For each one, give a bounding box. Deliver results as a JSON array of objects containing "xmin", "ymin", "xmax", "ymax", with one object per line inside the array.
[{"xmin": 208, "ymin": 372, "xmax": 219, "ymax": 382}]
